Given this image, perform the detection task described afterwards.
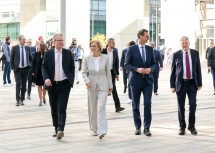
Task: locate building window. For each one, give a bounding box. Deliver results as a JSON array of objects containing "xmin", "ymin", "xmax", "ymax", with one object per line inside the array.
[
  {"xmin": 0, "ymin": 23, "xmax": 20, "ymax": 42},
  {"xmin": 2, "ymin": 12, "xmax": 10, "ymax": 18},
  {"xmin": 90, "ymin": 0, "xmax": 106, "ymax": 38}
]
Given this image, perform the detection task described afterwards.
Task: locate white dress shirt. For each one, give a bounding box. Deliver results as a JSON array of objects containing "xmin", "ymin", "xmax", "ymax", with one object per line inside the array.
[
  {"xmin": 93, "ymin": 56, "xmax": 100, "ymax": 72},
  {"xmin": 182, "ymin": 49, "xmax": 193, "ymax": 79},
  {"xmin": 19, "ymin": 45, "xmax": 27, "ymax": 68},
  {"xmin": 54, "ymin": 48, "xmax": 67, "ymax": 81},
  {"xmin": 107, "ymin": 48, "xmax": 113, "ymax": 70},
  {"xmin": 138, "ymin": 43, "xmax": 146, "ymax": 62}
]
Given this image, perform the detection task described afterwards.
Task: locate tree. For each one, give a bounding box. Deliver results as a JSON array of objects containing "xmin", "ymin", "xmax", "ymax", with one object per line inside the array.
[{"xmin": 91, "ymin": 33, "xmax": 106, "ymax": 47}]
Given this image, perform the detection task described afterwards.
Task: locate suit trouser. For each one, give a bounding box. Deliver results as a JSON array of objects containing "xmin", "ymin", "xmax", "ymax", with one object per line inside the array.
[
  {"xmin": 48, "ymin": 79, "xmax": 71, "ymax": 132},
  {"xmin": 88, "ymin": 88, "xmax": 108, "ymax": 135},
  {"xmin": 122, "ymin": 68, "xmax": 128, "ymax": 88},
  {"xmin": 111, "ymin": 70, "xmax": 121, "ymax": 108},
  {"xmin": 211, "ymin": 68, "xmax": 215, "ymax": 91},
  {"xmin": 131, "ymin": 79, "xmax": 153, "ymax": 129},
  {"xmin": 27, "ymin": 68, "xmax": 33, "ymax": 96},
  {"xmin": 176, "ymin": 80, "xmax": 197, "ymax": 129},
  {"xmin": 152, "ymin": 69, "xmax": 159, "ymax": 93},
  {"xmin": 78, "ymin": 59, "xmax": 82, "ymax": 71},
  {"xmin": 14, "ymin": 67, "xmax": 30, "ymax": 102}
]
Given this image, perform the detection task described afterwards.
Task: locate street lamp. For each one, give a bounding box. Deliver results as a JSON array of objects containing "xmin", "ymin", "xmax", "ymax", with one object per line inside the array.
[{"xmin": 91, "ymin": 12, "xmax": 95, "ymax": 37}]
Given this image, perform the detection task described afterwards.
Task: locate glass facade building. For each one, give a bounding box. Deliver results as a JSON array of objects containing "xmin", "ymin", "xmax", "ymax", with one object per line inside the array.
[
  {"xmin": 149, "ymin": 0, "xmax": 161, "ymax": 46},
  {"xmin": 90, "ymin": 0, "xmax": 106, "ymax": 38}
]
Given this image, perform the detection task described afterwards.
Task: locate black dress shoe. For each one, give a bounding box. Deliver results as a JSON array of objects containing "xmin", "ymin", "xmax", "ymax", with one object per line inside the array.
[
  {"xmin": 135, "ymin": 128, "xmax": 141, "ymax": 135},
  {"xmin": 123, "ymin": 86, "xmax": 127, "ymax": 93},
  {"xmin": 20, "ymin": 101, "xmax": 24, "ymax": 105},
  {"xmin": 53, "ymin": 133, "xmax": 57, "ymax": 137},
  {"xmin": 144, "ymin": 129, "xmax": 151, "ymax": 136},
  {"xmin": 178, "ymin": 128, "xmax": 186, "ymax": 135},
  {"xmin": 16, "ymin": 102, "xmax": 20, "ymax": 106},
  {"xmin": 116, "ymin": 107, "xmax": 125, "ymax": 112},
  {"xmin": 188, "ymin": 127, "xmax": 197, "ymax": 135}
]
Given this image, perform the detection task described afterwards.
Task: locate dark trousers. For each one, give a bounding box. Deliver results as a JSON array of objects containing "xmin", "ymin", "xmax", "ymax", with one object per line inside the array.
[
  {"xmin": 78, "ymin": 59, "xmax": 82, "ymax": 71},
  {"xmin": 131, "ymin": 79, "xmax": 153, "ymax": 129},
  {"xmin": 153, "ymin": 70, "xmax": 159, "ymax": 93},
  {"xmin": 211, "ymin": 68, "xmax": 215, "ymax": 91},
  {"xmin": 111, "ymin": 70, "xmax": 121, "ymax": 109},
  {"xmin": 14, "ymin": 67, "xmax": 30, "ymax": 102},
  {"xmin": 122, "ymin": 68, "xmax": 128, "ymax": 88},
  {"xmin": 3, "ymin": 61, "xmax": 11, "ymax": 84},
  {"xmin": 48, "ymin": 79, "xmax": 71, "ymax": 132},
  {"xmin": 176, "ymin": 80, "xmax": 197, "ymax": 129},
  {"xmin": 127, "ymin": 72, "xmax": 132, "ymax": 99},
  {"xmin": 27, "ymin": 68, "xmax": 33, "ymax": 96}
]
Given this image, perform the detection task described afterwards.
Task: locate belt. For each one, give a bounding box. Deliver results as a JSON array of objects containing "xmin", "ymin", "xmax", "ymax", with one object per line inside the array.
[
  {"xmin": 54, "ymin": 79, "xmax": 68, "ymax": 84},
  {"xmin": 75, "ymin": 60, "xmax": 79, "ymax": 61},
  {"xmin": 183, "ymin": 79, "xmax": 193, "ymax": 81}
]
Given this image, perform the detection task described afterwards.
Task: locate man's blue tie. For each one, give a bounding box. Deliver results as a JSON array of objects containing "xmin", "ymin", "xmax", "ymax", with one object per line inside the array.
[
  {"xmin": 21, "ymin": 46, "xmax": 24, "ymax": 67},
  {"xmin": 141, "ymin": 46, "xmax": 145, "ymax": 64}
]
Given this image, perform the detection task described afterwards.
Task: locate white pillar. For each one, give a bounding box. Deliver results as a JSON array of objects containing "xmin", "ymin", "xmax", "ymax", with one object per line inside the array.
[{"xmin": 66, "ymin": 0, "xmax": 90, "ymax": 53}]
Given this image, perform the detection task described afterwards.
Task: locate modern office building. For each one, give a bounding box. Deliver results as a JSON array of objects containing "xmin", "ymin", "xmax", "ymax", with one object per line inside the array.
[{"xmin": 0, "ymin": 0, "xmax": 214, "ymax": 57}]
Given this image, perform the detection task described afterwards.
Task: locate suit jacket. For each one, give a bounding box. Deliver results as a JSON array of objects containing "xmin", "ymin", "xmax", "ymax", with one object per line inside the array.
[
  {"xmin": 207, "ymin": 46, "xmax": 215, "ymax": 68},
  {"xmin": 42, "ymin": 48, "xmax": 75, "ymax": 87},
  {"xmin": 32, "ymin": 52, "xmax": 44, "ymax": 83},
  {"xmin": 153, "ymin": 49, "xmax": 163, "ymax": 73},
  {"xmin": 101, "ymin": 48, "xmax": 119, "ymax": 76},
  {"xmin": 30, "ymin": 46, "xmax": 36, "ymax": 60},
  {"xmin": 124, "ymin": 44, "xmax": 156, "ymax": 85},
  {"xmin": 170, "ymin": 49, "xmax": 202, "ymax": 92},
  {"xmin": 206, "ymin": 47, "xmax": 211, "ymax": 59},
  {"xmin": 82, "ymin": 54, "xmax": 113, "ymax": 91},
  {"xmin": 10, "ymin": 45, "xmax": 32, "ymax": 71},
  {"xmin": 120, "ymin": 48, "xmax": 127, "ymax": 68}
]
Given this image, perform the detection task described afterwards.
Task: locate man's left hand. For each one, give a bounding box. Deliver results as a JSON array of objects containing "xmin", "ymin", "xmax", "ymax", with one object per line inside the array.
[
  {"xmin": 116, "ymin": 76, "xmax": 119, "ymax": 81},
  {"xmin": 198, "ymin": 86, "xmax": 202, "ymax": 91}
]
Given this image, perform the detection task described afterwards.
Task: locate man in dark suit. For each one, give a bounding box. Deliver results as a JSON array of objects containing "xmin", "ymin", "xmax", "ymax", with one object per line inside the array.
[
  {"xmin": 125, "ymin": 29, "xmax": 156, "ymax": 136},
  {"xmin": 205, "ymin": 43, "xmax": 213, "ymax": 60},
  {"xmin": 26, "ymin": 38, "xmax": 36, "ymax": 100},
  {"xmin": 10, "ymin": 35, "xmax": 32, "ymax": 106},
  {"xmin": 101, "ymin": 38, "xmax": 125, "ymax": 112},
  {"xmin": 42, "ymin": 33, "xmax": 75, "ymax": 140},
  {"xmin": 148, "ymin": 42, "xmax": 163, "ymax": 95},
  {"xmin": 170, "ymin": 36, "xmax": 202, "ymax": 135},
  {"xmin": 120, "ymin": 46, "xmax": 129, "ymax": 93}
]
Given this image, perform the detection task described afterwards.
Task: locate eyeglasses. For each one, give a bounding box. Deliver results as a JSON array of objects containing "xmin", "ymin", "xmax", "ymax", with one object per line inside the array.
[
  {"xmin": 27, "ymin": 42, "xmax": 32, "ymax": 43},
  {"xmin": 90, "ymin": 46, "xmax": 98, "ymax": 48},
  {"xmin": 55, "ymin": 40, "xmax": 64, "ymax": 42}
]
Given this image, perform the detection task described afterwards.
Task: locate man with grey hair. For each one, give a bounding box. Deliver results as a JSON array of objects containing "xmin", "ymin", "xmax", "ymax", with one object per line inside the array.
[
  {"xmin": 101, "ymin": 38, "xmax": 125, "ymax": 112},
  {"xmin": 148, "ymin": 42, "xmax": 163, "ymax": 95},
  {"xmin": 170, "ymin": 36, "xmax": 202, "ymax": 135},
  {"xmin": 42, "ymin": 33, "xmax": 75, "ymax": 140}
]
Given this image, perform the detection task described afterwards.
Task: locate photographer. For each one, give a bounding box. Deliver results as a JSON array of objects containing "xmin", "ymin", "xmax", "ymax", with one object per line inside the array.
[{"xmin": 68, "ymin": 39, "xmax": 81, "ymax": 84}]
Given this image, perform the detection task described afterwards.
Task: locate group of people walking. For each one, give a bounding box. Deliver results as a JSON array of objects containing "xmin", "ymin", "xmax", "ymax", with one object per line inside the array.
[{"xmin": 1, "ymin": 28, "xmax": 203, "ymax": 141}]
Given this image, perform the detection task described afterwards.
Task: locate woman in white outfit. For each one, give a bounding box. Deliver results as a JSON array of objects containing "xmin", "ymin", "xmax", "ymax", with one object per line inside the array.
[{"xmin": 82, "ymin": 40, "xmax": 113, "ymax": 139}]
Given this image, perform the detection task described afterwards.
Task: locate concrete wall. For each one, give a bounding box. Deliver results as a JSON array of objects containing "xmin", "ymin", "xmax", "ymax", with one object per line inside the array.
[
  {"xmin": 106, "ymin": 0, "xmax": 149, "ymax": 55},
  {"xmin": 66, "ymin": 0, "xmax": 90, "ymax": 54},
  {"xmin": 20, "ymin": 0, "xmax": 46, "ymax": 43}
]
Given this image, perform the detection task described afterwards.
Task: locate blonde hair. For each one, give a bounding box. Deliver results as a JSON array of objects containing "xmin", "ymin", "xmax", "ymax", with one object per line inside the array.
[{"xmin": 89, "ymin": 40, "xmax": 103, "ymax": 52}]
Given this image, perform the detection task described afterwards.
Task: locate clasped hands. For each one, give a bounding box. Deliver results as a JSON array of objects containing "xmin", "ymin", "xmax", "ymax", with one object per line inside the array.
[
  {"xmin": 136, "ymin": 68, "xmax": 151, "ymax": 74},
  {"xmin": 86, "ymin": 82, "xmax": 112, "ymax": 94}
]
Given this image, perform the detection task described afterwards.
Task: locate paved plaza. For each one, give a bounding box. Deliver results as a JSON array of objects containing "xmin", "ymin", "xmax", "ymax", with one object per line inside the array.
[{"xmin": 0, "ymin": 63, "xmax": 215, "ymax": 153}]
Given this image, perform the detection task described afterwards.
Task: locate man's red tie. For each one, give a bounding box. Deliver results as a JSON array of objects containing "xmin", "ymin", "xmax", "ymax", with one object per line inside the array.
[{"xmin": 185, "ymin": 52, "xmax": 191, "ymax": 79}]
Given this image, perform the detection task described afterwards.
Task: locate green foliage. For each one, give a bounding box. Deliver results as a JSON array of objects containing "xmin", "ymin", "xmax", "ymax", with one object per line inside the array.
[{"xmin": 91, "ymin": 33, "xmax": 106, "ymax": 48}]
